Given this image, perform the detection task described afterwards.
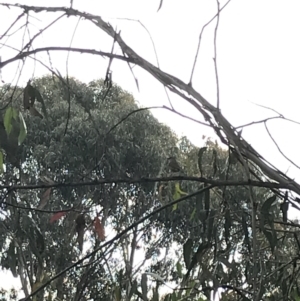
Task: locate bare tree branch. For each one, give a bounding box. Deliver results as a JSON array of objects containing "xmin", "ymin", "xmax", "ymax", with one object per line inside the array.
[
  {"xmin": 21, "ymin": 14, "xmax": 65, "ymax": 51},
  {"xmin": 1, "ymin": 5, "xmax": 300, "ymax": 196},
  {"xmin": 0, "ymin": 175, "xmax": 296, "ymax": 192},
  {"xmin": 64, "ymin": 16, "xmax": 81, "ymax": 136},
  {"xmin": 235, "ymin": 116, "xmax": 283, "ymax": 129},
  {"xmin": 0, "ymin": 46, "xmax": 132, "ymax": 69},
  {"xmin": 264, "ymin": 121, "xmax": 300, "ymax": 170},
  {"xmin": 213, "ymin": 0, "xmax": 220, "ymax": 109},
  {"xmin": 0, "ymin": 12, "xmax": 25, "ymax": 40},
  {"xmin": 189, "ymin": 0, "xmax": 232, "ymax": 85}
]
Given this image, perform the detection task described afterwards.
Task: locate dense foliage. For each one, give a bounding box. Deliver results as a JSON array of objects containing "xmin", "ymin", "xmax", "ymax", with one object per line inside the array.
[{"xmin": 0, "ymin": 76, "xmax": 299, "ymax": 301}]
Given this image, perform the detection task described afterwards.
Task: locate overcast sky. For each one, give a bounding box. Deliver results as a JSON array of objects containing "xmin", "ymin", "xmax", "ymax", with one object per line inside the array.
[{"xmin": 1, "ymin": 0, "xmax": 300, "ymax": 298}]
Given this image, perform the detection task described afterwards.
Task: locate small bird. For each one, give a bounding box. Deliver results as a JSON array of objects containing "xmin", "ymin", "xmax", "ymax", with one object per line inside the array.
[{"xmin": 167, "ymin": 156, "xmax": 181, "ymax": 173}]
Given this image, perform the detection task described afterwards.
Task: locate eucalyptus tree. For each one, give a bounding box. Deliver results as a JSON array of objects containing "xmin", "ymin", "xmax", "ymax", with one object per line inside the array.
[
  {"xmin": 0, "ymin": 76, "xmax": 180, "ymax": 301},
  {"xmin": 0, "ymin": 76, "xmax": 299, "ymax": 301},
  {"xmin": 1, "ymin": 2, "xmax": 300, "ymax": 301}
]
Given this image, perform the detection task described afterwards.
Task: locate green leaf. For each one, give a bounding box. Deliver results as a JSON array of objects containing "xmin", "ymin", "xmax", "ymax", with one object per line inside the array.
[
  {"xmin": 282, "ymin": 277, "xmax": 288, "ymax": 298},
  {"xmin": 212, "ymin": 148, "xmax": 218, "ymax": 176},
  {"xmin": 186, "ymin": 280, "xmax": 195, "ymax": 295},
  {"xmin": 175, "ymin": 182, "xmax": 187, "ymax": 195},
  {"xmin": 8, "ymin": 241, "xmax": 17, "ymax": 277},
  {"xmin": 171, "ymin": 292, "xmax": 177, "ymax": 301},
  {"xmin": 114, "ymin": 286, "xmax": 121, "ymax": 301},
  {"xmin": 204, "ymin": 186, "xmax": 210, "ymax": 219},
  {"xmin": 4, "ymin": 107, "xmax": 17, "ymax": 136},
  {"xmin": 172, "ymin": 203, "xmax": 178, "ymax": 211},
  {"xmin": 35, "ymin": 227, "xmax": 45, "ymax": 254},
  {"xmin": 197, "ymin": 147, "xmax": 207, "ymax": 175},
  {"xmin": 0, "ymin": 151, "xmax": 4, "ymax": 173},
  {"xmin": 141, "ymin": 273, "xmax": 148, "ymax": 301},
  {"xmin": 260, "ymin": 195, "xmax": 277, "ymax": 234},
  {"xmin": 35, "ymin": 87, "xmax": 48, "ymax": 121},
  {"xmin": 207, "ymin": 209, "xmax": 216, "ymax": 243},
  {"xmin": 173, "ymin": 182, "xmax": 187, "ymax": 201},
  {"xmin": 185, "ymin": 244, "xmax": 210, "ymax": 280},
  {"xmin": 196, "ymin": 189, "xmax": 207, "ymax": 224},
  {"xmin": 176, "ymin": 261, "xmax": 183, "ymax": 278},
  {"xmin": 263, "ymin": 229, "xmax": 277, "ymax": 252},
  {"xmin": 261, "ymin": 195, "xmax": 277, "ymax": 215},
  {"xmin": 190, "ymin": 208, "xmax": 196, "ymax": 220},
  {"xmin": 183, "ymin": 238, "xmax": 193, "ymax": 269},
  {"xmin": 152, "ymin": 289, "xmax": 159, "ymax": 301},
  {"xmin": 18, "ymin": 111, "xmax": 27, "ymax": 145},
  {"xmin": 291, "ymin": 290, "xmax": 300, "ymax": 301},
  {"xmin": 172, "ymin": 191, "xmax": 180, "ymax": 201},
  {"xmin": 128, "ymin": 280, "xmax": 137, "ymax": 300}
]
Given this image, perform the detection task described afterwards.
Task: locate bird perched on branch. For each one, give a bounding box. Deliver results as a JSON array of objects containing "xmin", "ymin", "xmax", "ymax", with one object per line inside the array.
[{"xmin": 167, "ymin": 156, "xmax": 182, "ymax": 173}]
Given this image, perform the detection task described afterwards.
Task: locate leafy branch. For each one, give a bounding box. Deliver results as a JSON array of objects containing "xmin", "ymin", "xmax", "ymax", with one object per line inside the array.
[{"xmin": 22, "ymin": 185, "xmax": 213, "ymax": 301}]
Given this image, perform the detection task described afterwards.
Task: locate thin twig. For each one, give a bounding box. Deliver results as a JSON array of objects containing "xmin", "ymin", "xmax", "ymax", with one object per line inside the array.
[
  {"xmin": 189, "ymin": 0, "xmax": 232, "ymax": 85},
  {"xmin": 213, "ymin": 0, "xmax": 220, "ymax": 109},
  {"xmin": 115, "ymin": 18, "xmax": 160, "ymax": 68},
  {"xmin": 0, "ymin": 46, "xmax": 132, "ymax": 69},
  {"xmin": 2, "ymin": 201, "xmax": 81, "ymax": 214},
  {"xmin": 21, "ymin": 14, "xmax": 65, "ymax": 51},
  {"xmin": 0, "ymin": 12, "xmax": 25, "ymax": 40},
  {"xmin": 102, "ymin": 28, "xmax": 118, "ymax": 102},
  {"xmin": 64, "ymin": 16, "xmax": 82, "ymax": 136},
  {"xmin": 235, "ymin": 116, "xmax": 282, "ymax": 129},
  {"xmin": 249, "ymin": 100, "xmax": 284, "ymax": 117},
  {"xmin": 264, "ymin": 121, "xmax": 300, "ymax": 170},
  {"xmin": 115, "ymin": 17, "xmax": 174, "ymax": 109}
]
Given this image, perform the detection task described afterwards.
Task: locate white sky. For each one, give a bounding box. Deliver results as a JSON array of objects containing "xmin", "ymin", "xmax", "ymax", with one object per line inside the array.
[{"xmin": 1, "ymin": 0, "xmax": 300, "ymax": 299}]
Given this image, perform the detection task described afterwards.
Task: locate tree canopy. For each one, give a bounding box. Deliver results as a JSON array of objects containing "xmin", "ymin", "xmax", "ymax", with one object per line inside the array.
[
  {"xmin": 1, "ymin": 2, "xmax": 300, "ymax": 301},
  {"xmin": 0, "ymin": 76, "xmax": 180, "ymax": 300},
  {"xmin": 0, "ymin": 76, "xmax": 298, "ymax": 301}
]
